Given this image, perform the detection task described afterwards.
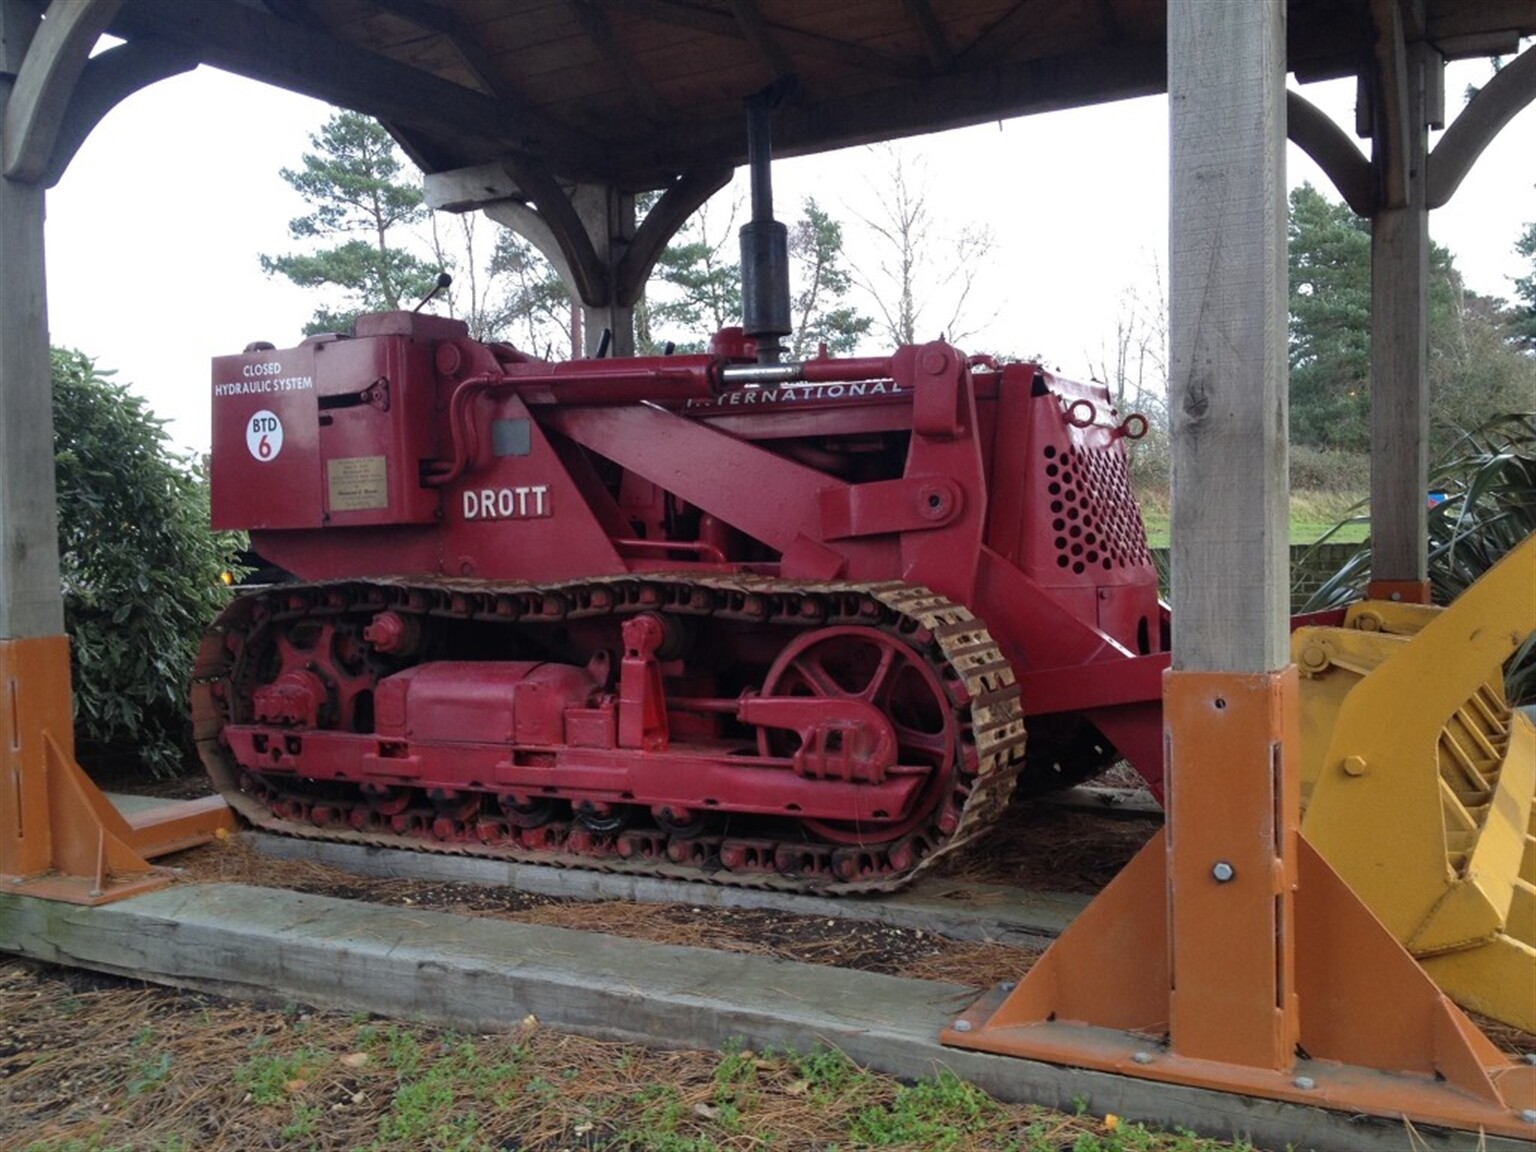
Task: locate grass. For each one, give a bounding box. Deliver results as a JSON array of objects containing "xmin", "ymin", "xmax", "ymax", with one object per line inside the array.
[{"xmin": 1137, "ymin": 488, "xmax": 1368, "ymax": 549}]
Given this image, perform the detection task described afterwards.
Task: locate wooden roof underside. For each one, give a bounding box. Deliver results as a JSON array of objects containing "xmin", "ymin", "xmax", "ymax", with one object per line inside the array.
[{"xmin": 100, "ymin": 0, "xmax": 1536, "ymax": 188}]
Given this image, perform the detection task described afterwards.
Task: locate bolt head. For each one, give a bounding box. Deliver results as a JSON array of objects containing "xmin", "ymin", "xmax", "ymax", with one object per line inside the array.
[
  {"xmin": 952, "ymin": 1019, "xmax": 972, "ymax": 1033},
  {"xmin": 1131, "ymin": 1052, "xmax": 1153, "ymax": 1065},
  {"xmin": 1293, "ymin": 1076, "xmax": 1316, "ymax": 1091},
  {"xmin": 1298, "ymin": 643, "xmax": 1330, "ymax": 672},
  {"xmin": 1212, "ymin": 861, "xmax": 1235, "ymax": 883},
  {"xmin": 1521, "ymin": 1109, "xmax": 1536, "ymax": 1124},
  {"xmin": 1523, "ymin": 1053, "xmax": 1536, "ymax": 1066}
]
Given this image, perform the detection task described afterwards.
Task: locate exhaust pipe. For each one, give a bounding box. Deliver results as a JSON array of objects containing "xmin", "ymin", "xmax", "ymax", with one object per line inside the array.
[{"xmin": 739, "ymin": 86, "xmax": 792, "ymax": 364}]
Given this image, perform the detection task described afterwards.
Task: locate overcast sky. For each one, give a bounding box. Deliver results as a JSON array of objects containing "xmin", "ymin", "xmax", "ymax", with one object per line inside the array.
[{"xmin": 43, "ymin": 53, "xmax": 1535, "ymax": 454}]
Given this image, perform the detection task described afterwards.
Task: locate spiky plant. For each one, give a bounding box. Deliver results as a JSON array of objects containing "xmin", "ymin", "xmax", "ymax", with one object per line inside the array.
[{"xmin": 1298, "ymin": 413, "xmax": 1536, "ymax": 703}]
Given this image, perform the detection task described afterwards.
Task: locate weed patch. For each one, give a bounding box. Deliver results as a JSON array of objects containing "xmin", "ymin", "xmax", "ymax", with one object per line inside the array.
[{"xmin": 849, "ymin": 1067, "xmax": 999, "ymax": 1148}]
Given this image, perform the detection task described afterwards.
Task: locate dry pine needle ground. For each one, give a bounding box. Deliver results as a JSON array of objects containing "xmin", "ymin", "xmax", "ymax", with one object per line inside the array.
[{"xmin": 2, "ymin": 958, "xmax": 1254, "ymax": 1152}]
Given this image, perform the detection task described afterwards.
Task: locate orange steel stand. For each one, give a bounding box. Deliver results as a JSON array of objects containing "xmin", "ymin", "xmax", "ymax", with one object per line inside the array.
[
  {"xmin": 1365, "ymin": 577, "xmax": 1433, "ymax": 604},
  {"xmin": 0, "ymin": 635, "xmax": 233, "ymax": 905},
  {"xmin": 943, "ymin": 669, "xmax": 1536, "ymax": 1140}
]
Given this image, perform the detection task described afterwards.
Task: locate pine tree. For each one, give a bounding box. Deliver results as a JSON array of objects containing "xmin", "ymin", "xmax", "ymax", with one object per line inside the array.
[
  {"xmin": 1287, "ymin": 183, "xmax": 1535, "ymax": 455},
  {"xmin": 788, "ymin": 198, "xmax": 872, "ymax": 358},
  {"xmin": 260, "ymin": 111, "xmax": 440, "ymax": 334},
  {"xmin": 1287, "ymin": 184, "xmax": 1375, "ymax": 449},
  {"xmin": 1512, "ymin": 221, "xmax": 1536, "ymax": 350},
  {"xmin": 647, "ymin": 197, "xmax": 742, "ymax": 350},
  {"xmin": 642, "ymin": 193, "xmax": 871, "ymax": 356}
]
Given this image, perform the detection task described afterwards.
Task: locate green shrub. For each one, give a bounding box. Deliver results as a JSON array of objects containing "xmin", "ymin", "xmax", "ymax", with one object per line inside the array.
[
  {"xmin": 52, "ymin": 349, "xmax": 244, "ymax": 777},
  {"xmin": 1301, "ymin": 412, "xmax": 1536, "ymax": 702},
  {"xmin": 1287, "ymin": 445, "xmax": 1368, "ymax": 492}
]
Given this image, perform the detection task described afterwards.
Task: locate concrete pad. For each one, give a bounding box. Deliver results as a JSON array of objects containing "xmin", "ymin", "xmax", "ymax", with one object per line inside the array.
[
  {"xmin": 1, "ymin": 883, "xmax": 1528, "ymax": 1152},
  {"xmin": 245, "ymin": 832, "xmax": 1085, "ymax": 946},
  {"xmin": 105, "ymin": 791, "xmax": 173, "ymax": 817}
]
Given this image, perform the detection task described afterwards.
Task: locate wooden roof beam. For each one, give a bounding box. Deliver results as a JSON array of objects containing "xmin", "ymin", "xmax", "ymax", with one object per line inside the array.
[
  {"xmin": 104, "ymin": 0, "xmax": 593, "ymax": 170},
  {"xmin": 730, "ymin": 0, "xmax": 797, "ymax": 82},
  {"xmin": 900, "ymin": 0, "xmax": 953, "ymax": 73},
  {"xmin": 429, "ymin": 152, "xmax": 728, "ymax": 312},
  {"xmin": 1426, "ymin": 0, "xmax": 1536, "ymax": 43},
  {"xmin": 261, "ymin": 0, "xmax": 329, "ymax": 33},
  {"xmin": 957, "ymin": 0, "xmax": 1060, "ymax": 70},
  {"xmin": 264, "ymin": 0, "xmax": 473, "ymax": 173},
  {"xmin": 316, "ymin": 0, "xmax": 537, "ymax": 173},
  {"xmin": 568, "ymin": 0, "xmax": 669, "ymax": 124},
  {"xmin": 606, "ymin": 40, "xmax": 1165, "ymax": 173},
  {"xmin": 625, "ymin": 0, "xmax": 923, "ymax": 79},
  {"xmin": 366, "ymin": 0, "xmax": 524, "ymax": 103}
]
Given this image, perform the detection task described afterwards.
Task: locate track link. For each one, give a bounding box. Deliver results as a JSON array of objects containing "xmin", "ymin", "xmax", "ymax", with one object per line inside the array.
[{"xmin": 192, "ymin": 575, "xmax": 1026, "ymax": 894}]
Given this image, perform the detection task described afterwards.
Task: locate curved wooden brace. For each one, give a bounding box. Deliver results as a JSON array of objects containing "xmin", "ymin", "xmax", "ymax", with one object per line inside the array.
[
  {"xmin": 39, "ymin": 38, "xmax": 199, "ymax": 188},
  {"xmin": 1286, "ymin": 90, "xmax": 1373, "ymax": 216},
  {"xmin": 3, "ymin": 0, "xmax": 123, "ymax": 184},
  {"xmin": 616, "ymin": 162, "xmax": 734, "ymax": 307},
  {"xmin": 480, "ymin": 198, "xmax": 582, "ymax": 300},
  {"xmin": 1428, "ymin": 43, "xmax": 1536, "ymax": 210},
  {"xmin": 501, "ymin": 158, "xmax": 606, "ymax": 305}
]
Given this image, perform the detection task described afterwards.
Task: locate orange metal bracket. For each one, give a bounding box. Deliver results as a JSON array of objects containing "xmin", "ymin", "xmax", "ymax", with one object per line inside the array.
[
  {"xmin": 0, "ymin": 635, "xmax": 232, "ymax": 905},
  {"xmin": 1364, "ymin": 577, "xmax": 1432, "ymax": 604},
  {"xmin": 943, "ymin": 668, "xmax": 1536, "ymax": 1140}
]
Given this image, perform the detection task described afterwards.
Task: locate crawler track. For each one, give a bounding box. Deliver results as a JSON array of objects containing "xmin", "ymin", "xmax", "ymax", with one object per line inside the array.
[{"xmin": 193, "ymin": 575, "xmax": 1027, "ymax": 894}]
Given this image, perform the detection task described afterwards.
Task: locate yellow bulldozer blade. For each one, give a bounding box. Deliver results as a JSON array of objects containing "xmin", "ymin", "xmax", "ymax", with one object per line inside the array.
[{"xmin": 1292, "ymin": 532, "xmax": 1536, "ymax": 1034}]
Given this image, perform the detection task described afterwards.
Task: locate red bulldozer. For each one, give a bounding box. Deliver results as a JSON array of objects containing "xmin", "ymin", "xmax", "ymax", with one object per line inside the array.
[
  {"xmin": 197, "ymin": 102, "xmax": 1170, "ymax": 893},
  {"xmin": 198, "ymin": 308, "xmax": 1169, "ymax": 892}
]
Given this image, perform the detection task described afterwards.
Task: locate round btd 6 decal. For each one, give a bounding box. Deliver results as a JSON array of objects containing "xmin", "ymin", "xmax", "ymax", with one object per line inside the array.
[{"xmin": 246, "ymin": 410, "xmax": 284, "ymax": 461}]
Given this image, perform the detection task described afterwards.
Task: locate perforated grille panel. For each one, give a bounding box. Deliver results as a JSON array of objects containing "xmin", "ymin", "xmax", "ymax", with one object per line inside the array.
[{"xmin": 1043, "ymin": 442, "xmax": 1152, "ymax": 575}]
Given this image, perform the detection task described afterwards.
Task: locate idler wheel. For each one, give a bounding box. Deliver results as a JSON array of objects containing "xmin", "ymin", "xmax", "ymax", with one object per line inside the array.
[{"xmin": 757, "ymin": 625, "xmax": 960, "ymax": 845}]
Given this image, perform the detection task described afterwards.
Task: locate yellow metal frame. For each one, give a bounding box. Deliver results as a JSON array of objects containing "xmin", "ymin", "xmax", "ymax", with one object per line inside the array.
[
  {"xmin": 1295, "ymin": 533, "xmax": 1536, "ymax": 1031},
  {"xmin": 0, "ymin": 635, "xmax": 233, "ymax": 905}
]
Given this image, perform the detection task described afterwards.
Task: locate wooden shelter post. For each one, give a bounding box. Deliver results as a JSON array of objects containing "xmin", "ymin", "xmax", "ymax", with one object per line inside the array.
[
  {"xmin": 1367, "ymin": 11, "xmax": 1438, "ymax": 603},
  {"xmin": 569, "ymin": 182, "xmax": 637, "ymax": 357},
  {"xmin": 0, "ymin": 0, "xmax": 229, "ymax": 902},
  {"xmin": 941, "ymin": 2, "xmax": 1536, "ymax": 1134},
  {"xmin": 1162, "ymin": 0, "xmax": 1295, "ymax": 1067},
  {"xmin": 0, "ymin": 0, "xmax": 64, "ymax": 642}
]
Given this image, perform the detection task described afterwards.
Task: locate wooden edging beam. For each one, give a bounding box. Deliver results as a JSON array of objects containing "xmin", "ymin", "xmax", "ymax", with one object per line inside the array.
[{"xmin": 2, "ymin": 882, "xmax": 1528, "ymax": 1152}]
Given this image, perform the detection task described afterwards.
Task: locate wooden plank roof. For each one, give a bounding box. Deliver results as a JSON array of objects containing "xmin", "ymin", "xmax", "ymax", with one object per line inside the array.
[{"xmin": 101, "ymin": 0, "xmax": 1536, "ymax": 187}]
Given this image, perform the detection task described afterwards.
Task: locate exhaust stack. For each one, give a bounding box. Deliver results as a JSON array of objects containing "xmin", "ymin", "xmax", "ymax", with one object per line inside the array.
[{"xmin": 739, "ymin": 88, "xmax": 792, "ymax": 364}]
